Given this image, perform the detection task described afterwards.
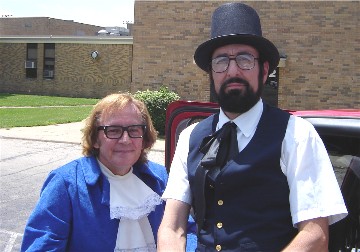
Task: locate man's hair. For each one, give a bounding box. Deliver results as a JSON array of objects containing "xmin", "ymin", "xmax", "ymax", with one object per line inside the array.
[{"xmin": 81, "ymin": 93, "xmax": 157, "ymax": 164}]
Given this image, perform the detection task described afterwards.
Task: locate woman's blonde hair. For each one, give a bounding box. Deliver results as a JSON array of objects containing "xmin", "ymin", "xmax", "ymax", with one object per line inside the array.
[{"xmin": 81, "ymin": 93, "xmax": 157, "ymax": 164}]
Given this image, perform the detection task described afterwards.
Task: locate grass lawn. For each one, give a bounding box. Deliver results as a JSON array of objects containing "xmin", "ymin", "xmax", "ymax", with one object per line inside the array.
[
  {"xmin": 0, "ymin": 93, "xmax": 99, "ymax": 107},
  {"xmin": 0, "ymin": 93, "xmax": 99, "ymax": 128}
]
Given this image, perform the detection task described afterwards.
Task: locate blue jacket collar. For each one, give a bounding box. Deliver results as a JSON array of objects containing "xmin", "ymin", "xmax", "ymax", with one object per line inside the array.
[{"xmin": 81, "ymin": 156, "xmax": 102, "ymax": 185}]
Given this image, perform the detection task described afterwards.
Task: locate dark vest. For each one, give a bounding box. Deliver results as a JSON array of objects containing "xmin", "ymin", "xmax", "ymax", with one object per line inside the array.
[{"xmin": 188, "ymin": 104, "xmax": 297, "ymax": 251}]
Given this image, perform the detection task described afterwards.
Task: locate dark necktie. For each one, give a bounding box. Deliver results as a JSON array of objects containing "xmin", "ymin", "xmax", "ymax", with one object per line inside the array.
[
  {"xmin": 199, "ymin": 121, "xmax": 239, "ymax": 184},
  {"xmin": 193, "ymin": 121, "xmax": 239, "ymax": 232}
]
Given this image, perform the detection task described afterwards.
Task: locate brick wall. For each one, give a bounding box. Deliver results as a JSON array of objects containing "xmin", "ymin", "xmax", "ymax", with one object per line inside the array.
[
  {"xmin": 1, "ymin": 1, "xmax": 358, "ymax": 109},
  {"xmin": 0, "ymin": 41, "xmax": 132, "ymax": 98},
  {"xmin": 132, "ymin": 1, "xmax": 359, "ymax": 110}
]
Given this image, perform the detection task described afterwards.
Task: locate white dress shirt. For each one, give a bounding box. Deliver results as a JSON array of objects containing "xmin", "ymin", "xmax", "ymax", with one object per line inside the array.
[{"xmin": 162, "ymin": 99, "xmax": 347, "ymax": 227}]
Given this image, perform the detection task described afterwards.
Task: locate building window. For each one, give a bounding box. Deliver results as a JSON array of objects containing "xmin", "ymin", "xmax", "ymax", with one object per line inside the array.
[
  {"xmin": 43, "ymin": 43, "xmax": 55, "ymax": 79},
  {"xmin": 25, "ymin": 43, "xmax": 37, "ymax": 78},
  {"xmin": 263, "ymin": 68, "xmax": 279, "ymax": 107}
]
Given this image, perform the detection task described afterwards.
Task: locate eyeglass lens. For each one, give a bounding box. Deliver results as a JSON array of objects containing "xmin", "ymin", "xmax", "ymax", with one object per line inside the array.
[
  {"xmin": 211, "ymin": 54, "xmax": 257, "ymax": 73},
  {"xmin": 100, "ymin": 125, "xmax": 146, "ymax": 139}
]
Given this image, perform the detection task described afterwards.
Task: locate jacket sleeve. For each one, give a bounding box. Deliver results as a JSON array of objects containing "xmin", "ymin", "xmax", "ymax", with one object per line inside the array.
[{"xmin": 21, "ymin": 171, "xmax": 72, "ymax": 251}]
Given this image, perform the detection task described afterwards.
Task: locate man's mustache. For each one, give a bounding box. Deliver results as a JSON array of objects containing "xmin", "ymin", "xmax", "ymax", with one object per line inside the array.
[{"xmin": 222, "ymin": 77, "xmax": 250, "ymax": 87}]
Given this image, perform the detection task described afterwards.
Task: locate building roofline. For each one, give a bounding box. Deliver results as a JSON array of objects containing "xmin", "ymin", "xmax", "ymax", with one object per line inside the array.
[
  {"xmin": 0, "ymin": 36, "xmax": 133, "ymax": 44},
  {"xmin": 0, "ymin": 17, "xmax": 105, "ymax": 28}
]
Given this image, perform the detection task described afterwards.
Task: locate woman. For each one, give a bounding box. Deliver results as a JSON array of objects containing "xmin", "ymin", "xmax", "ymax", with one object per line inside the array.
[{"xmin": 21, "ymin": 93, "xmax": 168, "ymax": 251}]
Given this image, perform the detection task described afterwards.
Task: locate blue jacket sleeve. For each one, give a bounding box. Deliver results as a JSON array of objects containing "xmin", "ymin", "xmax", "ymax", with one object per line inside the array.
[
  {"xmin": 186, "ymin": 214, "xmax": 197, "ymax": 251},
  {"xmin": 21, "ymin": 171, "xmax": 72, "ymax": 251}
]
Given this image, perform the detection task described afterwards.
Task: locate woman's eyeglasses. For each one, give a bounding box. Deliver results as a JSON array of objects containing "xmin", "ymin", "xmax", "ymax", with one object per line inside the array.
[{"xmin": 97, "ymin": 125, "xmax": 146, "ymax": 139}]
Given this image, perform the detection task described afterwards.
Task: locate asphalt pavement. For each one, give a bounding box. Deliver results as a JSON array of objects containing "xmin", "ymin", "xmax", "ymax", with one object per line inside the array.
[
  {"xmin": 0, "ymin": 122, "xmax": 165, "ymax": 252},
  {"xmin": 0, "ymin": 121, "xmax": 165, "ymax": 151},
  {"xmin": 0, "ymin": 121, "xmax": 165, "ymax": 166}
]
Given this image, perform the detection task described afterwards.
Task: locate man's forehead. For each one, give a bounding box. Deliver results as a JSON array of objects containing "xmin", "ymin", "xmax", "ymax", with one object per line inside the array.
[{"xmin": 212, "ymin": 44, "xmax": 259, "ymax": 56}]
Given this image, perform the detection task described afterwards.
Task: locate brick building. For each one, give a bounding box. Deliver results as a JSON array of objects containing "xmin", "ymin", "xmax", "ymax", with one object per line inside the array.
[
  {"xmin": 0, "ymin": 1, "xmax": 359, "ymax": 109},
  {"xmin": 0, "ymin": 36, "xmax": 132, "ymax": 98},
  {"xmin": 0, "ymin": 17, "xmax": 132, "ymax": 98},
  {"xmin": 132, "ymin": 1, "xmax": 359, "ymax": 110}
]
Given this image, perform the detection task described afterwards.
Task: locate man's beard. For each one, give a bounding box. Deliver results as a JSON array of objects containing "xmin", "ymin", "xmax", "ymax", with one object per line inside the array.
[{"xmin": 213, "ymin": 73, "xmax": 264, "ymax": 114}]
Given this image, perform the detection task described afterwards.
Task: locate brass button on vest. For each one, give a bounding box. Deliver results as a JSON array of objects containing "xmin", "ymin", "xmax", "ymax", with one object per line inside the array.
[
  {"xmin": 217, "ymin": 199, "xmax": 223, "ymax": 205},
  {"xmin": 216, "ymin": 244, "xmax": 222, "ymax": 251},
  {"xmin": 217, "ymin": 222, "xmax": 223, "ymax": 229}
]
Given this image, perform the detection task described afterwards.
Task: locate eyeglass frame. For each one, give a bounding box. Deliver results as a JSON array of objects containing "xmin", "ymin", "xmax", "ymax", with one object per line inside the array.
[
  {"xmin": 211, "ymin": 53, "xmax": 259, "ymax": 73},
  {"xmin": 97, "ymin": 124, "xmax": 147, "ymax": 139}
]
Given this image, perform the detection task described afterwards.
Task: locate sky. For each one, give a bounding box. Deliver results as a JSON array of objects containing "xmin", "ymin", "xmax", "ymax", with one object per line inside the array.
[{"xmin": 0, "ymin": 0, "xmax": 135, "ymax": 27}]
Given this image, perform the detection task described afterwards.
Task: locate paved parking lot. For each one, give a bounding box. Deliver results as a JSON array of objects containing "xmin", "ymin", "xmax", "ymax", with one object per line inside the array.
[{"xmin": 0, "ymin": 123, "xmax": 165, "ymax": 251}]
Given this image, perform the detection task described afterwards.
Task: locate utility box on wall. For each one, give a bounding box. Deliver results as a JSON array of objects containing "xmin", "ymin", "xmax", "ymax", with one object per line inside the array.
[{"xmin": 25, "ymin": 60, "xmax": 37, "ymax": 68}]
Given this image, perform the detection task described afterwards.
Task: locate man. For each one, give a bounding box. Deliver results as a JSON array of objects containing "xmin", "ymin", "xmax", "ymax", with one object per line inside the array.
[{"xmin": 158, "ymin": 2, "xmax": 347, "ymax": 252}]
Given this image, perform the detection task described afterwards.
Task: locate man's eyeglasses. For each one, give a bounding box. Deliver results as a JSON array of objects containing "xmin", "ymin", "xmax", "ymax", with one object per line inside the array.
[
  {"xmin": 211, "ymin": 54, "xmax": 259, "ymax": 73},
  {"xmin": 97, "ymin": 125, "xmax": 146, "ymax": 139}
]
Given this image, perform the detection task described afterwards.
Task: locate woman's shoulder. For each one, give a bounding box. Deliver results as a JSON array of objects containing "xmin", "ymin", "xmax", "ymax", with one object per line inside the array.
[
  {"xmin": 146, "ymin": 160, "xmax": 165, "ymax": 168},
  {"xmin": 54, "ymin": 156, "xmax": 91, "ymax": 171},
  {"xmin": 146, "ymin": 160, "xmax": 166, "ymax": 173},
  {"xmin": 49, "ymin": 156, "xmax": 100, "ymax": 181},
  {"xmin": 144, "ymin": 161, "xmax": 168, "ymax": 179}
]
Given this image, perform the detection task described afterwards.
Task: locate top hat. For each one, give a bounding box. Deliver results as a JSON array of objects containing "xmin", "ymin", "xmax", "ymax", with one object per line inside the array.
[{"xmin": 194, "ymin": 2, "xmax": 279, "ymax": 74}]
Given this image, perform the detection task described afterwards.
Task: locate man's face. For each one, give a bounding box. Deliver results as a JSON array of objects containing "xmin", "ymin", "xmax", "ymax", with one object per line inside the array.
[{"xmin": 211, "ymin": 44, "xmax": 269, "ymax": 115}]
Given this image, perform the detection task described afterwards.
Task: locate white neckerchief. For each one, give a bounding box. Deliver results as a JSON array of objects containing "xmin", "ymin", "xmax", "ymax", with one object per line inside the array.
[{"xmin": 98, "ymin": 160, "xmax": 162, "ymax": 252}]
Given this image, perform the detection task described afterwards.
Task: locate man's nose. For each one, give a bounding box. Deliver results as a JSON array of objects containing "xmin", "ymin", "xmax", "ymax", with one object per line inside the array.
[{"xmin": 227, "ymin": 59, "xmax": 242, "ymax": 75}]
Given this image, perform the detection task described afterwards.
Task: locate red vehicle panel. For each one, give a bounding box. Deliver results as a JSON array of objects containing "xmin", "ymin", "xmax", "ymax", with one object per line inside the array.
[
  {"xmin": 164, "ymin": 100, "xmax": 360, "ymax": 249},
  {"xmin": 165, "ymin": 100, "xmax": 360, "ymax": 171}
]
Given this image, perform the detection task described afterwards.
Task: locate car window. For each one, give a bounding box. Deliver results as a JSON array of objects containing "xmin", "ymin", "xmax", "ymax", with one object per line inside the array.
[
  {"xmin": 169, "ymin": 117, "xmax": 360, "ymax": 186},
  {"xmin": 321, "ymin": 134, "xmax": 360, "ymax": 185}
]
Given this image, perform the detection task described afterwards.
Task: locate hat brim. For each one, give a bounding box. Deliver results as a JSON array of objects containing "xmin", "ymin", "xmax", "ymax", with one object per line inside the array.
[{"xmin": 194, "ymin": 34, "xmax": 280, "ymax": 74}]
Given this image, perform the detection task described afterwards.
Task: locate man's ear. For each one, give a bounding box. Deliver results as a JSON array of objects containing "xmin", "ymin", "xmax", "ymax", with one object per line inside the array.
[{"xmin": 262, "ymin": 61, "xmax": 270, "ymax": 84}]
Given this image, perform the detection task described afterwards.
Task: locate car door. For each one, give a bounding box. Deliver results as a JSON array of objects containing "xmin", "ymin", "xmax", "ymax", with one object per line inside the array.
[
  {"xmin": 165, "ymin": 100, "xmax": 219, "ymax": 170},
  {"xmin": 164, "ymin": 100, "xmax": 360, "ymax": 250}
]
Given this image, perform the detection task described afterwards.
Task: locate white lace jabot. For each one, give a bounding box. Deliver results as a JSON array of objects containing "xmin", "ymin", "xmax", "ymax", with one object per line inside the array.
[{"xmin": 98, "ymin": 160, "xmax": 162, "ymax": 252}]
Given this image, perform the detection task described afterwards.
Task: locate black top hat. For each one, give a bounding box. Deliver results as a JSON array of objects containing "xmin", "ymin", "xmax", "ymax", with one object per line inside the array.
[{"xmin": 194, "ymin": 2, "xmax": 279, "ymax": 74}]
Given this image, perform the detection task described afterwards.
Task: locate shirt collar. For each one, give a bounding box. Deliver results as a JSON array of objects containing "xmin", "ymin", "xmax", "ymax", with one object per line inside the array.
[{"xmin": 218, "ymin": 99, "xmax": 263, "ymax": 137}]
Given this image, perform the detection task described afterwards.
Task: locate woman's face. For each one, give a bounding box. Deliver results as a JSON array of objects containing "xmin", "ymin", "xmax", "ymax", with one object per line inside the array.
[{"xmin": 94, "ymin": 103, "xmax": 145, "ymax": 175}]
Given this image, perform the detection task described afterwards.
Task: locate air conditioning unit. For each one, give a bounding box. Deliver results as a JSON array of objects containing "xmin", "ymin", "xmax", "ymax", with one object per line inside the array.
[
  {"xmin": 43, "ymin": 70, "xmax": 54, "ymax": 78},
  {"xmin": 25, "ymin": 60, "xmax": 37, "ymax": 68}
]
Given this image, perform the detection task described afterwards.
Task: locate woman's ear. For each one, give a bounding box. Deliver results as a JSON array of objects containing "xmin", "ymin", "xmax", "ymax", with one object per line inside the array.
[{"xmin": 93, "ymin": 137, "xmax": 100, "ymax": 149}]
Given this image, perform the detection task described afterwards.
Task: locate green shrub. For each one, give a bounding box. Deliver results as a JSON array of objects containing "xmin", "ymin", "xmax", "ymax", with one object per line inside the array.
[{"xmin": 134, "ymin": 86, "xmax": 180, "ymax": 136}]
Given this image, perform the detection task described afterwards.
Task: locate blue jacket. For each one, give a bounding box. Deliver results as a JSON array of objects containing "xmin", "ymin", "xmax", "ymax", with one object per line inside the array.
[{"xmin": 21, "ymin": 156, "xmax": 169, "ymax": 251}]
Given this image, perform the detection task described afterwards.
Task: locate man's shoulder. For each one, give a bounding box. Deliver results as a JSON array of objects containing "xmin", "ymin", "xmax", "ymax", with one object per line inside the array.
[
  {"xmin": 193, "ymin": 113, "xmax": 218, "ymax": 130},
  {"xmin": 264, "ymin": 103, "xmax": 290, "ymax": 116}
]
